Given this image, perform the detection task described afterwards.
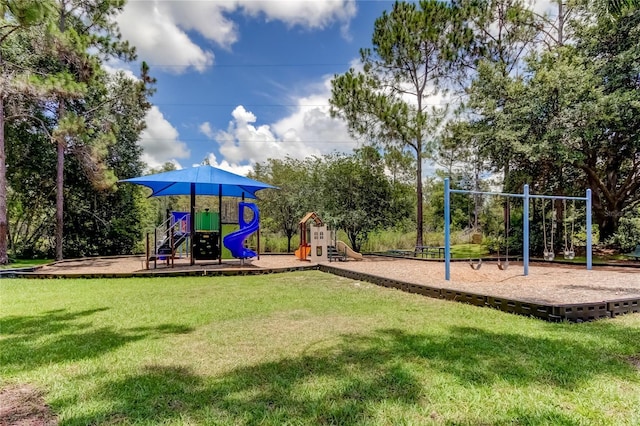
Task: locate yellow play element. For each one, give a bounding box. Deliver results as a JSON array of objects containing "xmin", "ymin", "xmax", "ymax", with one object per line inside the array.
[
  {"xmin": 294, "ymin": 245, "xmax": 311, "ymax": 260},
  {"xmin": 336, "ymin": 240, "xmax": 363, "ymax": 260}
]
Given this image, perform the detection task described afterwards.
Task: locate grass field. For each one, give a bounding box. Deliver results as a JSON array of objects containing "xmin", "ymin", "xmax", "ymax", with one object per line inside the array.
[
  {"xmin": 0, "ymin": 258, "xmax": 52, "ymax": 270},
  {"xmin": 2, "ymin": 272, "xmax": 640, "ymax": 425}
]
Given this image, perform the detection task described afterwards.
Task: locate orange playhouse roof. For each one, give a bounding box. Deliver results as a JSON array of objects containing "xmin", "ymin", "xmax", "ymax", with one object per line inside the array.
[{"xmin": 299, "ymin": 212, "xmax": 323, "ymax": 226}]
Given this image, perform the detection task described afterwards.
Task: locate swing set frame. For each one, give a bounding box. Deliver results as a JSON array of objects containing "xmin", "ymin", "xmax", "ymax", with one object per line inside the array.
[{"xmin": 443, "ymin": 178, "xmax": 592, "ymax": 281}]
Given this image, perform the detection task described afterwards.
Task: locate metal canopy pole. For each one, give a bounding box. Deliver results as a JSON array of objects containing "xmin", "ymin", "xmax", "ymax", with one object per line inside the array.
[
  {"xmin": 219, "ymin": 185, "xmax": 223, "ymax": 265},
  {"xmin": 523, "ymin": 184, "xmax": 530, "ymax": 276},
  {"xmin": 190, "ymin": 182, "xmax": 195, "ymax": 266},
  {"xmin": 444, "ymin": 178, "xmax": 451, "ymax": 281}
]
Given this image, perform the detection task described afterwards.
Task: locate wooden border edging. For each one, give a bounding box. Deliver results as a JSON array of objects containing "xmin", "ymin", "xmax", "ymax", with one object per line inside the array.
[
  {"xmin": 4, "ymin": 260, "xmax": 638, "ymax": 323},
  {"xmin": 3, "ymin": 265, "xmax": 318, "ymax": 279},
  {"xmin": 317, "ymin": 264, "xmax": 639, "ymax": 323}
]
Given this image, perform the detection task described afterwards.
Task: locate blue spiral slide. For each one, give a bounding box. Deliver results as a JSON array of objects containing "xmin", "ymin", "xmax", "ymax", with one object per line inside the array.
[{"xmin": 223, "ymin": 202, "xmax": 259, "ymax": 259}]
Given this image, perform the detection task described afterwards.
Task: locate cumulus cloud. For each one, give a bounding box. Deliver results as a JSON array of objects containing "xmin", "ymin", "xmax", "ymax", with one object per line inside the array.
[
  {"xmin": 201, "ymin": 152, "xmax": 254, "ymax": 177},
  {"xmin": 102, "ymin": 63, "xmax": 138, "ymax": 80},
  {"xmin": 199, "ymin": 122, "xmax": 214, "ymax": 139},
  {"xmin": 117, "ymin": 1, "xmax": 214, "ymax": 74},
  {"xmin": 271, "ymin": 79, "xmax": 358, "ymax": 155},
  {"xmin": 139, "ymin": 106, "xmax": 191, "ymax": 169},
  {"xmin": 199, "ymin": 75, "xmax": 357, "ymax": 168},
  {"xmin": 117, "ymin": 0, "xmax": 357, "ymax": 74},
  {"xmin": 240, "ymin": 0, "xmax": 356, "ymax": 33}
]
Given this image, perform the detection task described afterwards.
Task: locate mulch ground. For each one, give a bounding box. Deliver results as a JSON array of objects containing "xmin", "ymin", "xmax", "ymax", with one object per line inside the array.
[
  {"xmin": 0, "ymin": 385, "xmax": 57, "ymax": 426},
  {"xmin": 26, "ymin": 254, "xmax": 640, "ymax": 305}
]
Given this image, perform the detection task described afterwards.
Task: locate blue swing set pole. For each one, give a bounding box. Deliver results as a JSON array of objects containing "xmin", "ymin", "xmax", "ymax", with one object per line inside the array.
[
  {"xmin": 523, "ymin": 184, "xmax": 530, "ymax": 276},
  {"xmin": 444, "ymin": 178, "xmax": 451, "ymax": 281},
  {"xmin": 443, "ymin": 178, "xmax": 592, "ymax": 280},
  {"xmin": 586, "ymin": 188, "xmax": 592, "ymax": 270}
]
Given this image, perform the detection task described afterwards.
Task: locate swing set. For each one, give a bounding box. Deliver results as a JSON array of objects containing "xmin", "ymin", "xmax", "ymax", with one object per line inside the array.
[
  {"xmin": 541, "ymin": 199, "xmax": 577, "ymax": 261},
  {"xmin": 469, "ymin": 198, "xmax": 511, "ymax": 271},
  {"xmin": 443, "ymin": 178, "xmax": 592, "ymax": 281}
]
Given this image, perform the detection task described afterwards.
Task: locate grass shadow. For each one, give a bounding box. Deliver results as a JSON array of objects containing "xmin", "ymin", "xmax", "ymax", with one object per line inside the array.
[
  {"xmin": 59, "ymin": 322, "xmax": 640, "ymax": 425},
  {"xmin": 0, "ymin": 309, "xmax": 195, "ymax": 374}
]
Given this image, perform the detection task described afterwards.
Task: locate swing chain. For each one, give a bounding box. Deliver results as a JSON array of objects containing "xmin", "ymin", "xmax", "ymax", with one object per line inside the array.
[
  {"xmin": 563, "ymin": 199, "xmax": 576, "ymax": 259},
  {"xmin": 542, "ymin": 200, "xmax": 555, "ymax": 261}
]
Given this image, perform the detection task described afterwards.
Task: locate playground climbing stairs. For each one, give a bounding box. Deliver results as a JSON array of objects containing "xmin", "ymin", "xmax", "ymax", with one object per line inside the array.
[
  {"xmin": 328, "ymin": 245, "xmax": 346, "ymax": 262},
  {"xmin": 149, "ymin": 213, "xmax": 190, "ymax": 261}
]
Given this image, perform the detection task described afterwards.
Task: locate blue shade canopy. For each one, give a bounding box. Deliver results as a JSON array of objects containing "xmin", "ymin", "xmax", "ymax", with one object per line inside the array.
[{"xmin": 120, "ymin": 165, "xmax": 276, "ymax": 198}]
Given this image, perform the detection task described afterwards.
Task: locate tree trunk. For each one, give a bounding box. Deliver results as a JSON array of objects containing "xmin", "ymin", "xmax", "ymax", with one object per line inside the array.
[
  {"xmin": 56, "ymin": 135, "xmax": 64, "ymax": 260},
  {"xmin": 557, "ymin": 0, "xmax": 564, "ymax": 46},
  {"xmin": 595, "ymin": 212, "xmax": 619, "ymax": 243},
  {"xmin": 416, "ymin": 149, "xmax": 424, "ymax": 247},
  {"xmin": 347, "ymin": 230, "xmax": 359, "ymax": 253},
  {"xmin": 0, "ymin": 93, "xmax": 8, "ymax": 264},
  {"xmin": 54, "ymin": 0, "xmax": 68, "ymax": 262},
  {"xmin": 591, "ymin": 186, "xmax": 623, "ymax": 242},
  {"xmin": 584, "ymin": 170, "xmax": 628, "ymax": 243}
]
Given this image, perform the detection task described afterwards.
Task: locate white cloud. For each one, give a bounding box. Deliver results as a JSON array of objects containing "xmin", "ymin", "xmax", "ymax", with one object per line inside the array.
[
  {"xmin": 199, "ymin": 122, "xmax": 214, "ymax": 139},
  {"xmin": 139, "ymin": 106, "xmax": 190, "ymax": 169},
  {"xmin": 102, "ymin": 63, "xmax": 138, "ymax": 81},
  {"xmin": 240, "ymin": 0, "xmax": 357, "ymax": 32},
  {"xmin": 202, "ymin": 152, "xmax": 254, "ymax": 177},
  {"xmin": 529, "ymin": 0, "xmax": 557, "ymax": 16},
  {"xmin": 201, "ymin": 76, "xmax": 358, "ymax": 167},
  {"xmin": 117, "ymin": 0, "xmax": 358, "ymax": 74},
  {"xmin": 117, "ymin": 1, "xmax": 215, "ymax": 74}
]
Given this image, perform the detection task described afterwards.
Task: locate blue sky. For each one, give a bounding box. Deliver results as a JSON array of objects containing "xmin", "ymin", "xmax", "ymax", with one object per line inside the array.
[{"xmin": 113, "ymin": 0, "xmax": 406, "ymax": 175}]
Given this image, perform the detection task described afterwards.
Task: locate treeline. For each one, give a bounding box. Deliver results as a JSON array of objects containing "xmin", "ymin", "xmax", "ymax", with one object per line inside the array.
[
  {"xmin": 249, "ymin": 147, "xmax": 416, "ymax": 253},
  {"xmin": 3, "ymin": 0, "xmax": 639, "ymax": 262},
  {"xmin": 330, "ymin": 0, "xmax": 640, "ymax": 250},
  {"xmin": 1, "ymin": 0, "xmax": 154, "ymax": 261}
]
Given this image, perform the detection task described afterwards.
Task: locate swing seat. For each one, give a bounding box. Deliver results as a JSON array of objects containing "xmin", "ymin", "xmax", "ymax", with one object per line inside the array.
[
  {"xmin": 469, "ymin": 259, "xmax": 482, "ymax": 270},
  {"xmin": 543, "ymin": 250, "xmax": 555, "ymax": 261},
  {"xmin": 563, "ymin": 250, "xmax": 575, "ymax": 260},
  {"xmin": 497, "ymin": 260, "xmax": 509, "ymax": 270}
]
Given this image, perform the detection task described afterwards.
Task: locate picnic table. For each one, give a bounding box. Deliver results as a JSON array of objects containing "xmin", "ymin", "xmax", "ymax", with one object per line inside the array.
[
  {"xmin": 414, "ymin": 246, "xmax": 445, "ymax": 259},
  {"xmin": 625, "ymin": 245, "xmax": 640, "ymax": 260},
  {"xmin": 388, "ymin": 249, "xmax": 414, "ymax": 257}
]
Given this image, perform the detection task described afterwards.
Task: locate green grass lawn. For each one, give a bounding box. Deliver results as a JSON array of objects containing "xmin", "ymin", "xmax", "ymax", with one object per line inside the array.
[
  {"xmin": 2, "ymin": 272, "xmax": 640, "ymax": 425},
  {"xmin": 450, "ymin": 243, "xmax": 490, "ymax": 259},
  {"xmin": 0, "ymin": 258, "xmax": 52, "ymax": 269}
]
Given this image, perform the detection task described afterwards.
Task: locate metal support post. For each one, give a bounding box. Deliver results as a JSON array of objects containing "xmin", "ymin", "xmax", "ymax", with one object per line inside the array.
[
  {"xmin": 523, "ymin": 184, "xmax": 529, "ymax": 276},
  {"xmin": 444, "ymin": 178, "xmax": 451, "ymax": 281}
]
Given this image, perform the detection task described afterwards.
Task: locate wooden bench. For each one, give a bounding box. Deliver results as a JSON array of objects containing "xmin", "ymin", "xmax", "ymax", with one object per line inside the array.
[{"xmin": 624, "ymin": 245, "xmax": 640, "ymax": 260}]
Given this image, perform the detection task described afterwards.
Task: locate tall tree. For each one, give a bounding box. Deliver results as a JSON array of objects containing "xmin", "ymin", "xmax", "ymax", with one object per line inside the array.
[
  {"xmin": 62, "ymin": 66, "xmax": 154, "ymax": 257},
  {"xmin": 249, "ymin": 156, "xmax": 317, "ymax": 252},
  {"xmin": 456, "ymin": 0, "xmax": 540, "ymax": 194},
  {"xmin": 330, "ymin": 0, "xmax": 468, "ymax": 247},
  {"xmin": 570, "ymin": 7, "xmax": 640, "ymax": 238},
  {"xmin": 44, "ymin": 0, "xmax": 135, "ymax": 260},
  {"xmin": 0, "ymin": 0, "xmax": 56, "ymax": 263},
  {"xmin": 464, "ymin": 6, "xmax": 640, "ymax": 240},
  {"xmin": 320, "ymin": 148, "xmax": 401, "ymax": 252}
]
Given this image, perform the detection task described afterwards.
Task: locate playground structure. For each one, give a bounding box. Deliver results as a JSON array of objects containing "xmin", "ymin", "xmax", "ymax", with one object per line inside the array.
[
  {"xmin": 295, "ymin": 212, "xmax": 362, "ymax": 262},
  {"xmin": 121, "ymin": 164, "xmax": 275, "ymax": 267},
  {"xmin": 146, "ymin": 201, "xmax": 261, "ymax": 269},
  {"xmin": 223, "ymin": 202, "xmax": 260, "ymax": 260},
  {"xmin": 443, "ymin": 178, "xmax": 593, "ymax": 281}
]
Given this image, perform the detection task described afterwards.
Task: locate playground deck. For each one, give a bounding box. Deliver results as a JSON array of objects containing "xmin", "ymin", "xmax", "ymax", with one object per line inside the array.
[{"xmin": 6, "ymin": 255, "xmax": 640, "ymax": 322}]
